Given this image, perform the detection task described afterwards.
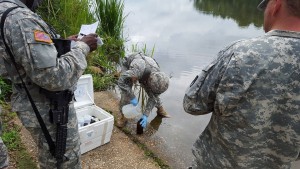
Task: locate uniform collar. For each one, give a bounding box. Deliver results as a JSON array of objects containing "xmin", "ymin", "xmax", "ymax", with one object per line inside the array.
[
  {"xmin": 266, "ymin": 30, "xmax": 300, "ymax": 39},
  {"xmin": 0, "ymin": 0, "xmax": 28, "ymax": 8}
]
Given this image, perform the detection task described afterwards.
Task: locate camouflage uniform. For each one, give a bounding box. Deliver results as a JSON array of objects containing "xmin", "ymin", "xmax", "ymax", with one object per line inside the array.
[
  {"xmin": 0, "ymin": 0, "xmax": 90, "ymax": 168},
  {"xmin": 183, "ymin": 30, "xmax": 300, "ymax": 169},
  {"xmin": 118, "ymin": 52, "xmax": 166, "ymax": 117}
]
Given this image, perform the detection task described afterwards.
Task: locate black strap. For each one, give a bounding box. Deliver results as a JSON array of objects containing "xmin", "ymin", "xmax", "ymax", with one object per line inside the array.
[
  {"xmin": 0, "ymin": 6, "xmax": 56, "ymax": 156},
  {"xmin": 138, "ymin": 53, "xmax": 159, "ymax": 84}
]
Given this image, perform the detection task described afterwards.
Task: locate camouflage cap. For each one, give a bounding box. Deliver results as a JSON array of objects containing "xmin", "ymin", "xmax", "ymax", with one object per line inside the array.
[{"xmin": 148, "ymin": 72, "xmax": 169, "ymax": 94}]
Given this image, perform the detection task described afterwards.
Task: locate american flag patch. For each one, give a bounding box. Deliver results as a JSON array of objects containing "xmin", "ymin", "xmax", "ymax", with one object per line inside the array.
[{"xmin": 34, "ymin": 30, "xmax": 52, "ymax": 43}]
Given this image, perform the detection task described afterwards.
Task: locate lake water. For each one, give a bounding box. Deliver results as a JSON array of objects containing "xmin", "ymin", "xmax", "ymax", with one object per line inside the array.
[{"xmin": 121, "ymin": 0, "xmax": 300, "ymax": 168}]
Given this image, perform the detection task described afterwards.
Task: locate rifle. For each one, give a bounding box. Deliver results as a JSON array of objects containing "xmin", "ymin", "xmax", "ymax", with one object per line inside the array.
[{"xmin": 40, "ymin": 89, "xmax": 73, "ymax": 169}]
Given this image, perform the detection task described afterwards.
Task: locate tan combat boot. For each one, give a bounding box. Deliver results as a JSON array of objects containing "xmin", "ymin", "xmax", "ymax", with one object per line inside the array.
[
  {"xmin": 115, "ymin": 113, "xmax": 128, "ymax": 128},
  {"xmin": 157, "ymin": 106, "xmax": 171, "ymax": 118}
]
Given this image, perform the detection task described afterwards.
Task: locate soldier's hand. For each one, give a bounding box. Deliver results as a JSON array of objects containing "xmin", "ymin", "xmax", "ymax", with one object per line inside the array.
[
  {"xmin": 80, "ymin": 33, "xmax": 98, "ymax": 52},
  {"xmin": 67, "ymin": 34, "xmax": 79, "ymax": 41}
]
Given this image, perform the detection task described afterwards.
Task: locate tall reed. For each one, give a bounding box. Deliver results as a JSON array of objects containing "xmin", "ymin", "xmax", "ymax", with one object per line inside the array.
[
  {"xmin": 92, "ymin": 0, "xmax": 126, "ymax": 70},
  {"xmin": 37, "ymin": 0, "xmax": 95, "ymax": 37},
  {"xmin": 95, "ymin": 0, "xmax": 126, "ymax": 39}
]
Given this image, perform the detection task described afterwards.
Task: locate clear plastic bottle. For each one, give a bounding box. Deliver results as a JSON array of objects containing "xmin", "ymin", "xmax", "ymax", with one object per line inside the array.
[
  {"xmin": 122, "ymin": 104, "xmax": 142, "ymax": 119},
  {"xmin": 83, "ymin": 114, "xmax": 92, "ymax": 126},
  {"xmin": 78, "ymin": 116, "xmax": 84, "ymax": 127}
]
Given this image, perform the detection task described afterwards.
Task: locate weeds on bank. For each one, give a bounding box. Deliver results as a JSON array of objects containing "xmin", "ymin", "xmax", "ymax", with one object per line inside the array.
[
  {"xmin": 0, "ymin": 78, "xmax": 11, "ymax": 102},
  {"xmin": 37, "ymin": 0, "xmax": 95, "ymax": 38},
  {"xmin": 95, "ymin": 0, "xmax": 126, "ymax": 39},
  {"xmin": 1, "ymin": 106, "xmax": 38, "ymax": 169}
]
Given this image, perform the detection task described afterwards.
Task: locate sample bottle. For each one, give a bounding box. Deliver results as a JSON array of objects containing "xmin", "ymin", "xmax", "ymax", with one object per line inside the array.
[
  {"xmin": 122, "ymin": 104, "xmax": 142, "ymax": 119},
  {"xmin": 136, "ymin": 119, "xmax": 143, "ymax": 135}
]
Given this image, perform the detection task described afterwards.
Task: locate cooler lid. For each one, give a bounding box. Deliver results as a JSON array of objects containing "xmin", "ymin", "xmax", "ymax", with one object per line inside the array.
[{"xmin": 74, "ymin": 74, "xmax": 94, "ymax": 109}]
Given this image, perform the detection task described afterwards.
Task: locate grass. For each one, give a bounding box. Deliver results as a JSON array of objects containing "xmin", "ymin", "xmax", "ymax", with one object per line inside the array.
[
  {"xmin": 0, "ymin": 78, "xmax": 11, "ymax": 102},
  {"xmin": 37, "ymin": 0, "xmax": 95, "ymax": 38},
  {"xmin": 95, "ymin": 0, "xmax": 126, "ymax": 39},
  {"xmin": 1, "ymin": 106, "xmax": 38, "ymax": 169}
]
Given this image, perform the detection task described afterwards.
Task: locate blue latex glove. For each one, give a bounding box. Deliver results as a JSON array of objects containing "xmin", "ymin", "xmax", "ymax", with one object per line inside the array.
[
  {"xmin": 140, "ymin": 115, "xmax": 148, "ymax": 128},
  {"xmin": 130, "ymin": 97, "xmax": 138, "ymax": 106}
]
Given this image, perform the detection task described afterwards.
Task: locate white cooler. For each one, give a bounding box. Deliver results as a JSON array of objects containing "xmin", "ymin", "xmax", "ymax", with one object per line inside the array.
[{"xmin": 74, "ymin": 74, "xmax": 114, "ymax": 154}]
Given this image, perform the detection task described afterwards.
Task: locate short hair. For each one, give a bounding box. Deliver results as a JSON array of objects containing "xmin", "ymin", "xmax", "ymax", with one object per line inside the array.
[{"xmin": 286, "ymin": 0, "xmax": 300, "ymax": 17}]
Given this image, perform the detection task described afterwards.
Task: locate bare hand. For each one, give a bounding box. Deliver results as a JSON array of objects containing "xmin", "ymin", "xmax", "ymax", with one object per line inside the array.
[{"xmin": 80, "ymin": 33, "xmax": 98, "ymax": 52}]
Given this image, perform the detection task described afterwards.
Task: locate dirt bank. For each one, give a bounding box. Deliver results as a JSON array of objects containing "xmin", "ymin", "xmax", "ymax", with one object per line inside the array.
[{"xmin": 11, "ymin": 91, "xmax": 162, "ymax": 169}]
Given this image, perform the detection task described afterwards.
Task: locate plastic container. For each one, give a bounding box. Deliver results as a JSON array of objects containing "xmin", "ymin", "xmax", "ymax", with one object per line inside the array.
[
  {"xmin": 78, "ymin": 116, "xmax": 84, "ymax": 128},
  {"xmin": 122, "ymin": 104, "xmax": 142, "ymax": 119},
  {"xmin": 83, "ymin": 115, "xmax": 92, "ymax": 126},
  {"xmin": 136, "ymin": 119, "xmax": 143, "ymax": 135},
  {"xmin": 74, "ymin": 74, "xmax": 114, "ymax": 154}
]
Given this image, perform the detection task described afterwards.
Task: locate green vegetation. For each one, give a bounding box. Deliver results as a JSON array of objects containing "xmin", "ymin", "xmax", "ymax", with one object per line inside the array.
[
  {"xmin": 90, "ymin": 0, "xmax": 126, "ymax": 90},
  {"xmin": 1, "ymin": 108, "xmax": 38, "ymax": 169},
  {"xmin": 0, "ymin": 77, "xmax": 11, "ymax": 102},
  {"xmin": 37, "ymin": 0, "xmax": 95, "ymax": 38},
  {"xmin": 95, "ymin": 0, "xmax": 125, "ymax": 39}
]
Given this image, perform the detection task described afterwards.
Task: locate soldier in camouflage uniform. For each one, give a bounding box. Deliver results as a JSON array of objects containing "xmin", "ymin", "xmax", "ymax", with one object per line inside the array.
[
  {"xmin": 183, "ymin": 0, "xmax": 300, "ymax": 168},
  {"xmin": 117, "ymin": 52, "xmax": 170, "ymax": 128},
  {"xmin": 0, "ymin": 0, "xmax": 98, "ymax": 168}
]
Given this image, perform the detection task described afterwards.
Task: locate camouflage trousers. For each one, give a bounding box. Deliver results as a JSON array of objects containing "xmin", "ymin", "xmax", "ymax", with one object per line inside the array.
[
  {"xmin": 17, "ymin": 102, "xmax": 82, "ymax": 169},
  {"xmin": 0, "ymin": 113, "xmax": 9, "ymax": 169},
  {"xmin": 119, "ymin": 91, "xmax": 132, "ymax": 114}
]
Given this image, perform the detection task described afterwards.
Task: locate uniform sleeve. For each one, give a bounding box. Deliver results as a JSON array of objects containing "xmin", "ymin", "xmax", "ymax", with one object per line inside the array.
[
  {"xmin": 117, "ymin": 59, "xmax": 145, "ymax": 99},
  {"xmin": 183, "ymin": 47, "xmax": 234, "ymax": 115},
  {"xmin": 7, "ymin": 18, "xmax": 89, "ymax": 91},
  {"xmin": 144, "ymin": 90, "xmax": 161, "ymax": 116}
]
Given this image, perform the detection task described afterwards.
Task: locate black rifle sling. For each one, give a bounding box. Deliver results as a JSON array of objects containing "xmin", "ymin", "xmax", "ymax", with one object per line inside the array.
[
  {"xmin": 138, "ymin": 52, "xmax": 160, "ymax": 84},
  {"xmin": 0, "ymin": 6, "xmax": 56, "ymax": 156}
]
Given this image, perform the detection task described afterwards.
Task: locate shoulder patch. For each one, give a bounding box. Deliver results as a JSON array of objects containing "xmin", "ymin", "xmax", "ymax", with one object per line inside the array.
[{"xmin": 34, "ymin": 30, "xmax": 52, "ymax": 44}]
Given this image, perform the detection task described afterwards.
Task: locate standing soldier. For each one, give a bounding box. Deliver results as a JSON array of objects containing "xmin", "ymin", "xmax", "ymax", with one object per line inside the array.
[
  {"xmin": 117, "ymin": 52, "xmax": 170, "ymax": 128},
  {"xmin": 183, "ymin": 0, "xmax": 300, "ymax": 168},
  {"xmin": 0, "ymin": 0, "xmax": 98, "ymax": 168}
]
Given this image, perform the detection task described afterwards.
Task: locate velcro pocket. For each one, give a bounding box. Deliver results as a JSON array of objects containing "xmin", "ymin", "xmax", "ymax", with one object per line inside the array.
[
  {"xmin": 25, "ymin": 31, "xmax": 57, "ymax": 69},
  {"xmin": 185, "ymin": 60, "xmax": 217, "ymax": 99}
]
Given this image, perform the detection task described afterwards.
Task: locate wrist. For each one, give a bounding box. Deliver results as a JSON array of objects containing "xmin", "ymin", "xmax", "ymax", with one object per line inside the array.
[{"xmin": 76, "ymin": 41, "xmax": 90, "ymax": 55}]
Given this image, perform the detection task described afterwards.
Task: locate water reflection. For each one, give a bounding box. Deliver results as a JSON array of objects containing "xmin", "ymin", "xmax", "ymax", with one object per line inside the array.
[
  {"xmin": 149, "ymin": 115, "xmax": 163, "ymax": 131},
  {"xmin": 193, "ymin": 0, "xmax": 264, "ymax": 28}
]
